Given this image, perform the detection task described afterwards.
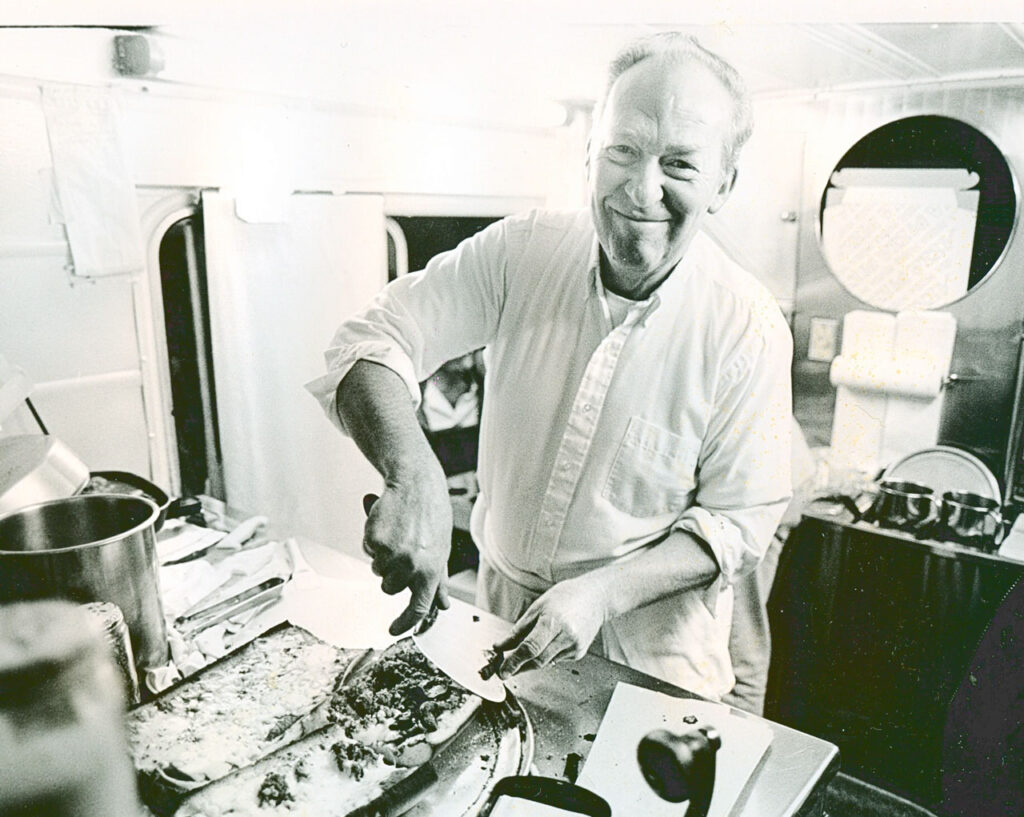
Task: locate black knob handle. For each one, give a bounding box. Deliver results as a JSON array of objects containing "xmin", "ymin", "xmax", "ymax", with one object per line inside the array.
[{"xmin": 637, "ymin": 726, "xmax": 720, "ymax": 817}]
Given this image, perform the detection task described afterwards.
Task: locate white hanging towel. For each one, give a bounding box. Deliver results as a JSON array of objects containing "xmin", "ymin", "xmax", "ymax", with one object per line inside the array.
[{"xmin": 41, "ymin": 84, "xmax": 145, "ymax": 277}]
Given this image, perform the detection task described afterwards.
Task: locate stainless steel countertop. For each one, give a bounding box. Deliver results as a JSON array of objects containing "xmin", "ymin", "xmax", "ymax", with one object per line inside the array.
[
  {"xmin": 294, "ymin": 538, "xmax": 840, "ymax": 817},
  {"xmin": 508, "ymin": 655, "xmax": 838, "ymax": 817}
]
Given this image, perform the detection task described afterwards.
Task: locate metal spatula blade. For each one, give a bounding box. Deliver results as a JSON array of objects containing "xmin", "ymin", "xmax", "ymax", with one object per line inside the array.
[
  {"xmin": 361, "ymin": 493, "xmax": 508, "ymax": 702},
  {"xmin": 413, "ymin": 600, "xmax": 509, "ymax": 702}
]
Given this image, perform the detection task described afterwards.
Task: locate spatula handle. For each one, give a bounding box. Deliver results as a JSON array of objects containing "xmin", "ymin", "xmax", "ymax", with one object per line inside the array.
[{"xmin": 344, "ymin": 761, "xmax": 439, "ymax": 817}]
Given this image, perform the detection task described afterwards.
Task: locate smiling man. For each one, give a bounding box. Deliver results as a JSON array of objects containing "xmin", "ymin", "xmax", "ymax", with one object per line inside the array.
[
  {"xmin": 307, "ymin": 32, "xmax": 793, "ymax": 700},
  {"xmin": 590, "ymin": 46, "xmax": 739, "ymax": 301}
]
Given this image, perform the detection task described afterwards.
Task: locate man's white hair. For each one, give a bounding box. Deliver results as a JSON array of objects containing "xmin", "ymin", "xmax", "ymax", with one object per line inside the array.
[{"xmin": 594, "ymin": 31, "xmax": 754, "ymax": 170}]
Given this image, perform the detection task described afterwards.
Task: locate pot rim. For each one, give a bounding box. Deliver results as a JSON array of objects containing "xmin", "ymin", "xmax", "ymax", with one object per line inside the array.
[
  {"xmin": 0, "ymin": 493, "xmax": 160, "ymax": 555},
  {"xmin": 942, "ymin": 490, "xmax": 1000, "ymax": 510},
  {"xmin": 878, "ymin": 479, "xmax": 934, "ymax": 497}
]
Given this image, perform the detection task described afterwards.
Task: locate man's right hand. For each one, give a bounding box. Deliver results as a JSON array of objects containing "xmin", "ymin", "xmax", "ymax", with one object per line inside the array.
[
  {"xmin": 362, "ymin": 476, "xmax": 453, "ymax": 636},
  {"xmin": 335, "ymin": 360, "xmax": 455, "ymax": 637}
]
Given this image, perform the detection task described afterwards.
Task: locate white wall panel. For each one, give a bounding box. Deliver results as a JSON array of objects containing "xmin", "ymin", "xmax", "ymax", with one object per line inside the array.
[
  {"xmin": 28, "ymin": 372, "xmax": 151, "ymax": 475},
  {"xmin": 0, "ymin": 259, "xmax": 140, "ymax": 382},
  {"xmin": 705, "ymin": 97, "xmax": 810, "ymax": 309},
  {"xmin": 118, "ymin": 90, "xmax": 562, "ymax": 202}
]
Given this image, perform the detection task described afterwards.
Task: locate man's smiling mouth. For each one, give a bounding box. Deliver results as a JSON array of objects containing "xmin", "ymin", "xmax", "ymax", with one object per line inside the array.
[{"xmin": 609, "ymin": 207, "xmax": 671, "ymax": 224}]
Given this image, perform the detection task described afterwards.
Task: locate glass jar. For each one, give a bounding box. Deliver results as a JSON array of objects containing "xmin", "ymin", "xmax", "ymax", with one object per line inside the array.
[{"xmin": 0, "ymin": 599, "xmax": 140, "ymax": 816}]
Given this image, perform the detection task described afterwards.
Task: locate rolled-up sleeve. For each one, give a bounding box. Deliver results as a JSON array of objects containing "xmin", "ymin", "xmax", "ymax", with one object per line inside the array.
[
  {"xmin": 304, "ymin": 218, "xmax": 510, "ymax": 435},
  {"xmin": 673, "ymin": 302, "xmax": 793, "ymax": 613}
]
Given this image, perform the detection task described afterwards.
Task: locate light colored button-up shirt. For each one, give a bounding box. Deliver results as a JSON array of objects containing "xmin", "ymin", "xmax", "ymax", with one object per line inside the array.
[{"xmin": 306, "ymin": 209, "xmax": 792, "ymax": 697}]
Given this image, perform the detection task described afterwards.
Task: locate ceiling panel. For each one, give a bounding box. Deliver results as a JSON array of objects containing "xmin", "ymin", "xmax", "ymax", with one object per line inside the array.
[
  {"xmin": 147, "ymin": 20, "xmax": 1024, "ymax": 125},
  {"xmin": 861, "ymin": 23, "xmax": 1024, "ymax": 78}
]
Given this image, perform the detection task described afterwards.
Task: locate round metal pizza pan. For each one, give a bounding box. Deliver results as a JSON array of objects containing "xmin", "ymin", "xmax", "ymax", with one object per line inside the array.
[
  {"xmin": 883, "ymin": 445, "xmax": 1001, "ymax": 503},
  {"xmin": 404, "ymin": 694, "xmax": 534, "ymax": 816}
]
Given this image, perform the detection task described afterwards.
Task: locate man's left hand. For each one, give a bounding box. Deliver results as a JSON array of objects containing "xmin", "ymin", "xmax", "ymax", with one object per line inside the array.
[{"xmin": 493, "ymin": 576, "xmax": 610, "ymax": 679}]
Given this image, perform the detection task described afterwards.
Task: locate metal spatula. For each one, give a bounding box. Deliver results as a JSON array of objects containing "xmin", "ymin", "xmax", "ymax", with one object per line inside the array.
[
  {"xmin": 412, "ymin": 600, "xmax": 509, "ymax": 702},
  {"xmin": 362, "ymin": 493, "xmax": 508, "ymax": 702}
]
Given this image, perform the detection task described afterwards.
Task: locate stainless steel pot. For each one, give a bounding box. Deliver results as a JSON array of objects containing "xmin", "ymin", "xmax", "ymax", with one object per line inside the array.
[
  {"xmin": 938, "ymin": 490, "xmax": 1003, "ymax": 549},
  {"xmin": 867, "ymin": 479, "xmax": 938, "ymax": 531},
  {"xmin": 0, "ymin": 494, "xmax": 169, "ymax": 674}
]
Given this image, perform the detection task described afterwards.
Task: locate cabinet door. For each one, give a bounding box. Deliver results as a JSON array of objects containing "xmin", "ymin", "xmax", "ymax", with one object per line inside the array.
[
  {"xmin": 703, "ymin": 127, "xmax": 805, "ymax": 311},
  {"xmin": 202, "ymin": 191, "xmax": 386, "ymax": 554},
  {"xmin": 767, "ymin": 515, "xmax": 1024, "ymax": 808}
]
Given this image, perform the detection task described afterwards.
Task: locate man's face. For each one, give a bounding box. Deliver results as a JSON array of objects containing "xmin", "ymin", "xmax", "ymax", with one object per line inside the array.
[{"xmin": 588, "ymin": 58, "xmax": 737, "ymax": 296}]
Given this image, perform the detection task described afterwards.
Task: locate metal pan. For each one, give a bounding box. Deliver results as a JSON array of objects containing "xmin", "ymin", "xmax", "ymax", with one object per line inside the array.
[
  {"xmin": 81, "ymin": 470, "xmax": 201, "ymax": 532},
  {"xmin": 0, "ymin": 434, "xmax": 90, "ymax": 516}
]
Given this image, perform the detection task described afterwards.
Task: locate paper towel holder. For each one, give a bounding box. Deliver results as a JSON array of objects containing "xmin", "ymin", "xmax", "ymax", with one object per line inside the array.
[{"xmin": 945, "ymin": 371, "xmax": 985, "ymax": 387}]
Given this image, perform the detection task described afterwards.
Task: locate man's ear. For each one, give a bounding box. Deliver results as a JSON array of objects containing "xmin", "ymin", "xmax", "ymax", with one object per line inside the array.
[{"xmin": 707, "ymin": 165, "xmax": 738, "ymax": 214}]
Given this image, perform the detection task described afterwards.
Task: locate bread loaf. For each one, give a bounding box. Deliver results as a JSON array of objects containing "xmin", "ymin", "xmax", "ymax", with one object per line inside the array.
[
  {"xmin": 128, "ymin": 627, "xmax": 484, "ymax": 816},
  {"xmin": 126, "ymin": 624, "xmax": 359, "ymax": 813},
  {"xmin": 173, "ymin": 725, "xmax": 409, "ymax": 817}
]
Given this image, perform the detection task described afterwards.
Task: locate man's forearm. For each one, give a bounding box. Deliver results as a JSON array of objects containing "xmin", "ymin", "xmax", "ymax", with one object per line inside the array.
[
  {"xmin": 335, "ymin": 360, "xmax": 444, "ymax": 487},
  {"xmin": 586, "ymin": 530, "xmax": 720, "ymax": 620},
  {"xmin": 335, "ymin": 360, "xmax": 453, "ymax": 635},
  {"xmin": 494, "ymin": 529, "xmax": 722, "ymax": 677}
]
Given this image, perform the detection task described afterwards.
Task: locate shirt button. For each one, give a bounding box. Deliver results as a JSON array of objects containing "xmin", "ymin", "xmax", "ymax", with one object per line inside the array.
[{"xmin": 583, "ymin": 404, "xmax": 592, "ymax": 413}]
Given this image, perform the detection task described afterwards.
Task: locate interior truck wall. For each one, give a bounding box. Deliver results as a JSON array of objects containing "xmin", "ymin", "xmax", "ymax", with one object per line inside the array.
[
  {"xmin": 0, "ymin": 87, "xmax": 156, "ymax": 475},
  {"xmin": 705, "ymin": 95, "xmax": 812, "ymax": 315},
  {"xmin": 0, "ymin": 29, "xmax": 566, "ymax": 492},
  {"xmin": 790, "ymin": 83, "xmax": 1024, "ymax": 469}
]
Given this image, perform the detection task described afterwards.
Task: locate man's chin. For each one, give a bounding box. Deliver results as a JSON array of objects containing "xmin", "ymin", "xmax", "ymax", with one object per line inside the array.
[{"xmin": 607, "ymin": 240, "xmax": 665, "ymax": 276}]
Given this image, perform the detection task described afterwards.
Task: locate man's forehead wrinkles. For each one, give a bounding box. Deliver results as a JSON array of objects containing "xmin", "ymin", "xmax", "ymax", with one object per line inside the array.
[
  {"xmin": 612, "ymin": 116, "xmax": 656, "ymax": 143},
  {"xmin": 610, "ymin": 111, "xmax": 711, "ymax": 154}
]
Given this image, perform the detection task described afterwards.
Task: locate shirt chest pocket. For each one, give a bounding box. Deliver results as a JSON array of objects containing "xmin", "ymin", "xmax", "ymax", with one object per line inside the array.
[{"xmin": 602, "ymin": 416, "xmax": 700, "ymax": 518}]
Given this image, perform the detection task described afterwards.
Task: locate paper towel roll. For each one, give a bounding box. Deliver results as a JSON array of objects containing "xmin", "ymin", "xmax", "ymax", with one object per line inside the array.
[{"xmin": 829, "ymin": 355, "xmax": 945, "ymax": 399}]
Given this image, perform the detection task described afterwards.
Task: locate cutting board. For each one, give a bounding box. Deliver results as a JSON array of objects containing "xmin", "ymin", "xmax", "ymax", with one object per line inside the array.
[{"xmin": 577, "ymin": 683, "xmax": 772, "ymax": 817}]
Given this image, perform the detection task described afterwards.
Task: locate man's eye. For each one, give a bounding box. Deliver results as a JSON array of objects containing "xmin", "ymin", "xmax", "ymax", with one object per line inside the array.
[
  {"xmin": 664, "ymin": 159, "xmax": 698, "ymax": 177},
  {"xmin": 606, "ymin": 145, "xmax": 637, "ymax": 162}
]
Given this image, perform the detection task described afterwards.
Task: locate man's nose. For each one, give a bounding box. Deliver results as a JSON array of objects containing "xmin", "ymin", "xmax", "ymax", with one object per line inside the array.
[{"xmin": 623, "ymin": 159, "xmax": 664, "ymax": 208}]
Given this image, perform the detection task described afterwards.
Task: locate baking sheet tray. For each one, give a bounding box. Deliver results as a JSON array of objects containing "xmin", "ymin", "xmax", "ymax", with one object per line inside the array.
[{"xmin": 127, "ymin": 621, "xmax": 532, "ymax": 816}]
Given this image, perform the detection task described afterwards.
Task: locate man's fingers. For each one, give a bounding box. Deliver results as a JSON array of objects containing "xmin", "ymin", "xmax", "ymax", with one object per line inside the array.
[
  {"xmin": 435, "ymin": 581, "xmax": 451, "ymax": 610},
  {"xmin": 499, "ymin": 641, "xmax": 543, "ymax": 679},
  {"xmin": 362, "ymin": 531, "xmax": 381, "ymax": 559},
  {"xmin": 389, "ymin": 583, "xmax": 437, "ymax": 636},
  {"xmin": 534, "ymin": 639, "xmax": 574, "ymax": 670},
  {"xmin": 493, "ymin": 631, "xmax": 520, "ymax": 652},
  {"xmin": 493, "ymin": 610, "xmax": 538, "ymax": 652},
  {"xmin": 370, "ymin": 547, "xmax": 395, "ymax": 577},
  {"xmin": 380, "ymin": 569, "xmax": 409, "ymax": 595},
  {"xmin": 498, "ymin": 622, "xmax": 555, "ymax": 679},
  {"xmin": 493, "ymin": 626, "xmax": 527, "ymax": 653}
]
